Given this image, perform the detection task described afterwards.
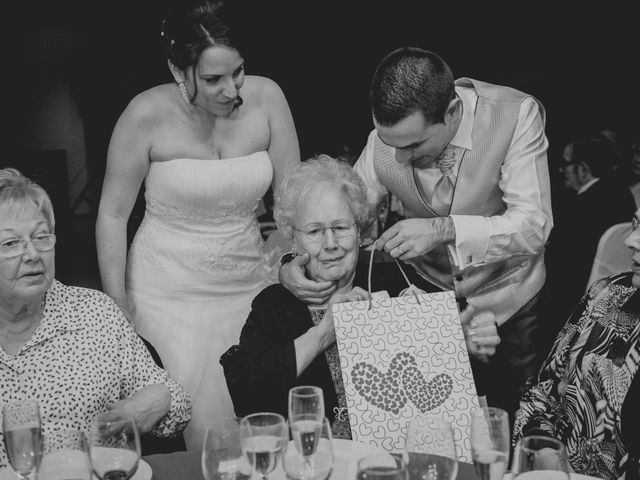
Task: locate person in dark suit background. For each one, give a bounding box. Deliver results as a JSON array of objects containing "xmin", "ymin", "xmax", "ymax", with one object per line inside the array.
[{"xmin": 546, "ymin": 136, "xmax": 636, "ymax": 324}]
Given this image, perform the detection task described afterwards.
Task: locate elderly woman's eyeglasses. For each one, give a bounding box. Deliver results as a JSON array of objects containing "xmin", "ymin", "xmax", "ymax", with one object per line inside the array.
[
  {"xmin": 293, "ymin": 221, "xmax": 356, "ymax": 244},
  {"xmin": 0, "ymin": 234, "xmax": 56, "ymax": 258}
]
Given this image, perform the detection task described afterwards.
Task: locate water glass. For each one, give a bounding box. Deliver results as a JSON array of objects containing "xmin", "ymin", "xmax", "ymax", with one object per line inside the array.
[
  {"xmin": 202, "ymin": 417, "xmax": 252, "ymax": 480},
  {"xmin": 471, "ymin": 407, "xmax": 510, "ymax": 480},
  {"xmin": 88, "ymin": 410, "xmax": 141, "ymax": 480},
  {"xmin": 283, "ymin": 417, "xmax": 333, "ymax": 480},
  {"xmin": 511, "ymin": 435, "xmax": 571, "ymax": 480},
  {"xmin": 2, "ymin": 399, "xmax": 42, "ymax": 480},
  {"xmin": 240, "ymin": 412, "xmax": 288, "ymax": 480},
  {"xmin": 356, "ymin": 453, "xmax": 407, "ymax": 480},
  {"xmin": 404, "ymin": 416, "xmax": 458, "ymax": 480},
  {"xmin": 39, "ymin": 429, "xmax": 92, "ymax": 480},
  {"xmin": 288, "ymin": 386, "xmax": 324, "ymax": 420}
]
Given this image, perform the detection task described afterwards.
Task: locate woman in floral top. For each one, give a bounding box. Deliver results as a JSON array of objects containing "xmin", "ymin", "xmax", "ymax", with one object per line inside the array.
[
  {"xmin": 0, "ymin": 168, "xmax": 191, "ymax": 468},
  {"xmin": 514, "ymin": 212, "xmax": 640, "ymax": 480}
]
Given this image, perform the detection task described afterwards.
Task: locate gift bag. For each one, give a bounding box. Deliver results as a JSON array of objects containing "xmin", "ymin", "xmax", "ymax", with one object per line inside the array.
[{"xmin": 332, "ymin": 250, "xmax": 479, "ymax": 462}]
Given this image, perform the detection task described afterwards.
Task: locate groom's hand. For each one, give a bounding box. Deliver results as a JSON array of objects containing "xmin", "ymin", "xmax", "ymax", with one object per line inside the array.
[{"xmin": 278, "ymin": 252, "xmax": 336, "ymax": 305}]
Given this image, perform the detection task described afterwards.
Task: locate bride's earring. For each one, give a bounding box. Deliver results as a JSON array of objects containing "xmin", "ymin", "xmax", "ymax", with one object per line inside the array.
[{"xmin": 178, "ymin": 82, "xmax": 191, "ymax": 105}]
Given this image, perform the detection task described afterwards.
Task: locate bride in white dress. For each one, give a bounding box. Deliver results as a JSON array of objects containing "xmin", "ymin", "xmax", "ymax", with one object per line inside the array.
[{"xmin": 95, "ymin": 0, "xmax": 299, "ymax": 449}]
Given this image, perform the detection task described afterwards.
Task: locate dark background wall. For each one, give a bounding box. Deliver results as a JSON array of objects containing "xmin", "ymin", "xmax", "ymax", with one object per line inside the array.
[{"xmin": 7, "ymin": 1, "xmax": 639, "ymax": 228}]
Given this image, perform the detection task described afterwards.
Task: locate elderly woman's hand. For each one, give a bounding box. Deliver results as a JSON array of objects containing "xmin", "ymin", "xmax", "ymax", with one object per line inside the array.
[
  {"xmin": 107, "ymin": 384, "xmax": 171, "ymax": 434},
  {"xmin": 459, "ymin": 303, "xmax": 500, "ymax": 362},
  {"xmin": 317, "ymin": 287, "xmax": 371, "ymax": 347},
  {"xmin": 279, "ymin": 253, "xmax": 337, "ymax": 304}
]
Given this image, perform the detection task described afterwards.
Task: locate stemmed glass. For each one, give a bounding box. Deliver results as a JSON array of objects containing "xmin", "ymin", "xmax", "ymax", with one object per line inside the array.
[
  {"xmin": 202, "ymin": 417, "xmax": 252, "ymax": 480},
  {"xmin": 356, "ymin": 453, "xmax": 407, "ymax": 480},
  {"xmin": 511, "ymin": 435, "xmax": 571, "ymax": 480},
  {"xmin": 283, "ymin": 417, "xmax": 333, "ymax": 480},
  {"xmin": 39, "ymin": 429, "xmax": 92, "ymax": 480},
  {"xmin": 240, "ymin": 412, "xmax": 288, "ymax": 480},
  {"xmin": 288, "ymin": 386, "xmax": 324, "ymax": 464},
  {"xmin": 403, "ymin": 416, "xmax": 458, "ymax": 480},
  {"xmin": 88, "ymin": 410, "xmax": 141, "ymax": 480},
  {"xmin": 471, "ymin": 407, "xmax": 510, "ymax": 480},
  {"xmin": 2, "ymin": 399, "xmax": 42, "ymax": 480}
]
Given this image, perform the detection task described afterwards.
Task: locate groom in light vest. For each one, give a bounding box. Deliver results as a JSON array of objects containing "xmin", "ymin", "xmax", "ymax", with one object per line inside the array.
[{"xmin": 354, "ymin": 47, "xmax": 553, "ymax": 419}]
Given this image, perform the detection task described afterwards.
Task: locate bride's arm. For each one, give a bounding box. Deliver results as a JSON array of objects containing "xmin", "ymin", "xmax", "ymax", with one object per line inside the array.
[
  {"xmin": 96, "ymin": 95, "xmax": 152, "ymax": 317},
  {"xmin": 262, "ymin": 77, "xmax": 300, "ymax": 192}
]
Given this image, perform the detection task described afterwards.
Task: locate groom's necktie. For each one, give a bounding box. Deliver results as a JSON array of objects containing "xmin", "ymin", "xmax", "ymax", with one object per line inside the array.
[{"xmin": 430, "ymin": 146, "xmax": 465, "ymax": 216}]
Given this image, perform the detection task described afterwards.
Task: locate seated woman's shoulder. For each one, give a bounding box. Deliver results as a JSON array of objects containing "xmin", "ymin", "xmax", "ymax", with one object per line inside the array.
[
  {"xmin": 48, "ymin": 280, "xmax": 128, "ymax": 326},
  {"xmin": 253, "ymin": 283, "xmax": 295, "ymax": 304}
]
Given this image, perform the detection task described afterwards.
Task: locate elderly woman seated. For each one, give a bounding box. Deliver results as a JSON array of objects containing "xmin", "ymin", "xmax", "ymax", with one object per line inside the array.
[
  {"xmin": 514, "ymin": 208, "xmax": 640, "ymax": 480},
  {"xmin": 0, "ymin": 168, "xmax": 191, "ymax": 468},
  {"xmin": 220, "ymin": 155, "xmax": 370, "ymax": 439},
  {"xmin": 220, "ymin": 155, "xmax": 498, "ymax": 439}
]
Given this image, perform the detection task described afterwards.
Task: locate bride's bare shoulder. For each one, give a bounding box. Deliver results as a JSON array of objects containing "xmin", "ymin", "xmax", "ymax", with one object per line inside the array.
[
  {"xmin": 119, "ymin": 84, "xmax": 179, "ymax": 122},
  {"xmin": 242, "ymin": 75, "xmax": 289, "ymax": 106}
]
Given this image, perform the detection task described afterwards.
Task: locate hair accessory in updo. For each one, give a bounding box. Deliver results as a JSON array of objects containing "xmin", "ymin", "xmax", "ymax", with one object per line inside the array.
[{"xmin": 160, "ymin": 19, "xmax": 175, "ymax": 46}]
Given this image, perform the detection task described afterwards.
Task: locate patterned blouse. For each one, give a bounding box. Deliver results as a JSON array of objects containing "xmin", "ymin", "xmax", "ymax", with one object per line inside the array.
[
  {"xmin": 309, "ymin": 306, "xmax": 352, "ymax": 440},
  {"xmin": 0, "ymin": 280, "xmax": 192, "ymax": 468},
  {"xmin": 514, "ymin": 272, "xmax": 640, "ymax": 480}
]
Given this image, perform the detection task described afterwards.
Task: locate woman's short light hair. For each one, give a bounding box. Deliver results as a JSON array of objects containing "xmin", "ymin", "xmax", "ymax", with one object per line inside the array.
[
  {"xmin": 0, "ymin": 168, "xmax": 55, "ymax": 230},
  {"xmin": 274, "ymin": 154, "xmax": 369, "ymax": 239}
]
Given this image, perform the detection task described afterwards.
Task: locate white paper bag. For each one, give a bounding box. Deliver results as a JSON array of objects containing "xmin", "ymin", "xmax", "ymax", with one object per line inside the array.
[{"xmin": 332, "ymin": 257, "xmax": 479, "ymax": 462}]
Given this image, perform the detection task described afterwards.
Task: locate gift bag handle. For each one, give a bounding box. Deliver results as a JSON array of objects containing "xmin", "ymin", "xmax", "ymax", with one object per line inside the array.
[{"xmin": 367, "ymin": 246, "xmax": 422, "ymax": 309}]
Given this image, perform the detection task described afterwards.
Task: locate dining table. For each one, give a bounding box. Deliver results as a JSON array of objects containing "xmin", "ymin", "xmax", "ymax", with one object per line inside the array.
[{"xmin": 143, "ymin": 446, "xmax": 481, "ymax": 480}]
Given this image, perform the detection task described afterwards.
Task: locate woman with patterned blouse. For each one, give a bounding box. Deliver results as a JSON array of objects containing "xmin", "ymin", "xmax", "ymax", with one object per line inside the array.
[
  {"xmin": 514, "ymin": 210, "xmax": 640, "ymax": 480},
  {"xmin": 0, "ymin": 168, "xmax": 191, "ymax": 468}
]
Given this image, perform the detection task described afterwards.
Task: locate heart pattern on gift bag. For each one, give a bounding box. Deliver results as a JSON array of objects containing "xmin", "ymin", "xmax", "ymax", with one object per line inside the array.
[{"xmin": 351, "ymin": 352, "xmax": 453, "ymax": 414}]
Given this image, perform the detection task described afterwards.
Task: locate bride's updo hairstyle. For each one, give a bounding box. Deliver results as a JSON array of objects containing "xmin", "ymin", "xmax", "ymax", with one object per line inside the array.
[{"xmin": 160, "ymin": 0, "xmax": 240, "ymax": 101}]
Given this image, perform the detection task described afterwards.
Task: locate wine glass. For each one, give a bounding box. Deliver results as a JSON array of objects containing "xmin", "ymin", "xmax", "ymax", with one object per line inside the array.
[
  {"xmin": 403, "ymin": 416, "xmax": 458, "ymax": 480},
  {"xmin": 283, "ymin": 417, "xmax": 333, "ymax": 480},
  {"xmin": 202, "ymin": 417, "xmax": 252, "ymax": 480},
  {"xmin": 288, "ymin": 386, "xmax": 324, "ymax": 463},
  {"xmin": 240, "ymin": 412, "xmax": 287, "ymax": 480},
  {"xmin": 88, "ymin": 410, "xmax": 141, "ymax": 480},
  {"xmin": 511, "ymin": 435, "xmax": 571, "ymax": 480},
  {"xmin": 471, "ymin": 407, "xmax": 510, "ymax": 480},
  {"xmin": 2, "ymin": 399, "xmax": 42, "ymax": 480},
  {"xmin": 39, "ymin": 429, "xmax": 92, "ymax": 480},
  {"xmin": 356, "ymin": 453, "xmax": 407, "ymax": 480}
]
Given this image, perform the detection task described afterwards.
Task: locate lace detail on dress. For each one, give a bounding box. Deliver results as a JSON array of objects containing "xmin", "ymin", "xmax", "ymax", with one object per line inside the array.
[
  {"xmin": 145, "ymin": 193, "xmax": 261, "ymax": 229},
  {"xmin": 309, "ymin": 307, "xmax": 352, "ymax": 440},
  {"xmin": 128, "ymin": 193, "xmax": 279, "ymax": 280}
]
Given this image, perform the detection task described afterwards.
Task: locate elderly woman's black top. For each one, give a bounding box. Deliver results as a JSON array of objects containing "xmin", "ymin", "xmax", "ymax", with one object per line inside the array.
[{"xmin": 220, "ymin": 283, "xmax": 341, "ymax": 421}]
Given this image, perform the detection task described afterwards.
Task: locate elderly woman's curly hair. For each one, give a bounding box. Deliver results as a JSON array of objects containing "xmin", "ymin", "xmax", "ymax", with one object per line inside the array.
[
  {"xmin": 274, "ymin": 154, "xmax": 370, "ymax": 240},
  {"xmin": 0, "ymin": 168, "xmax": 55, "ymax": 230}
]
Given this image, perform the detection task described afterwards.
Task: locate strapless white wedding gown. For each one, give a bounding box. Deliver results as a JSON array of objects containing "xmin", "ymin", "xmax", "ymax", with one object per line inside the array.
[{"xmin": 126, "ymin": 151, "xmax": 277, "ymax": 450}]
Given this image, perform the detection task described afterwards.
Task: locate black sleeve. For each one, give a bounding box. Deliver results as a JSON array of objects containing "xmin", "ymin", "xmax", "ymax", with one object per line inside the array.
[{"xmin": 219, "ymin": 285, "xmax": 311, "ymax": 418}]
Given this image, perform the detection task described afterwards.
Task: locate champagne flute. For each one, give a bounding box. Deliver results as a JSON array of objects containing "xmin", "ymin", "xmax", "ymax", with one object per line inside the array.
[
  {"xmin": 2, "ymin": 399, "xmax": 42, "ymax": 480},
  {"xmin": 283, "ymin": 417, "xmax": 333, "ymax": 480},
  {"xmin": 202, "ymin": 417, "xmax": 252, "ymax": 480},
  {"xmin": 240, "ymin": 412, "xmax": 287, "ymax": 480},
  {"xmin": 471, "ymin": 407, "xmax": 510, "ymax": 480},
  {"xmin": 39, "ymin": 429, "xmax": 92, "ymax": 480},
  {"xmin": 288, "ymin": 386, "xmax": 324, "ymax": 462},
  {"xmin": 356, "ymin": 453, "xmax": 407, "ymax": 480},
  {"xmin": 88, "ymin": 410, "xmax": 141, "ymax": 480},
  {"xmin": 511, "ymin": 435, "xmax": 571, "ymax": 480},
  {"xmin": 404, "ymin": 416, "xmax": 458, "ymax": 480}
]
